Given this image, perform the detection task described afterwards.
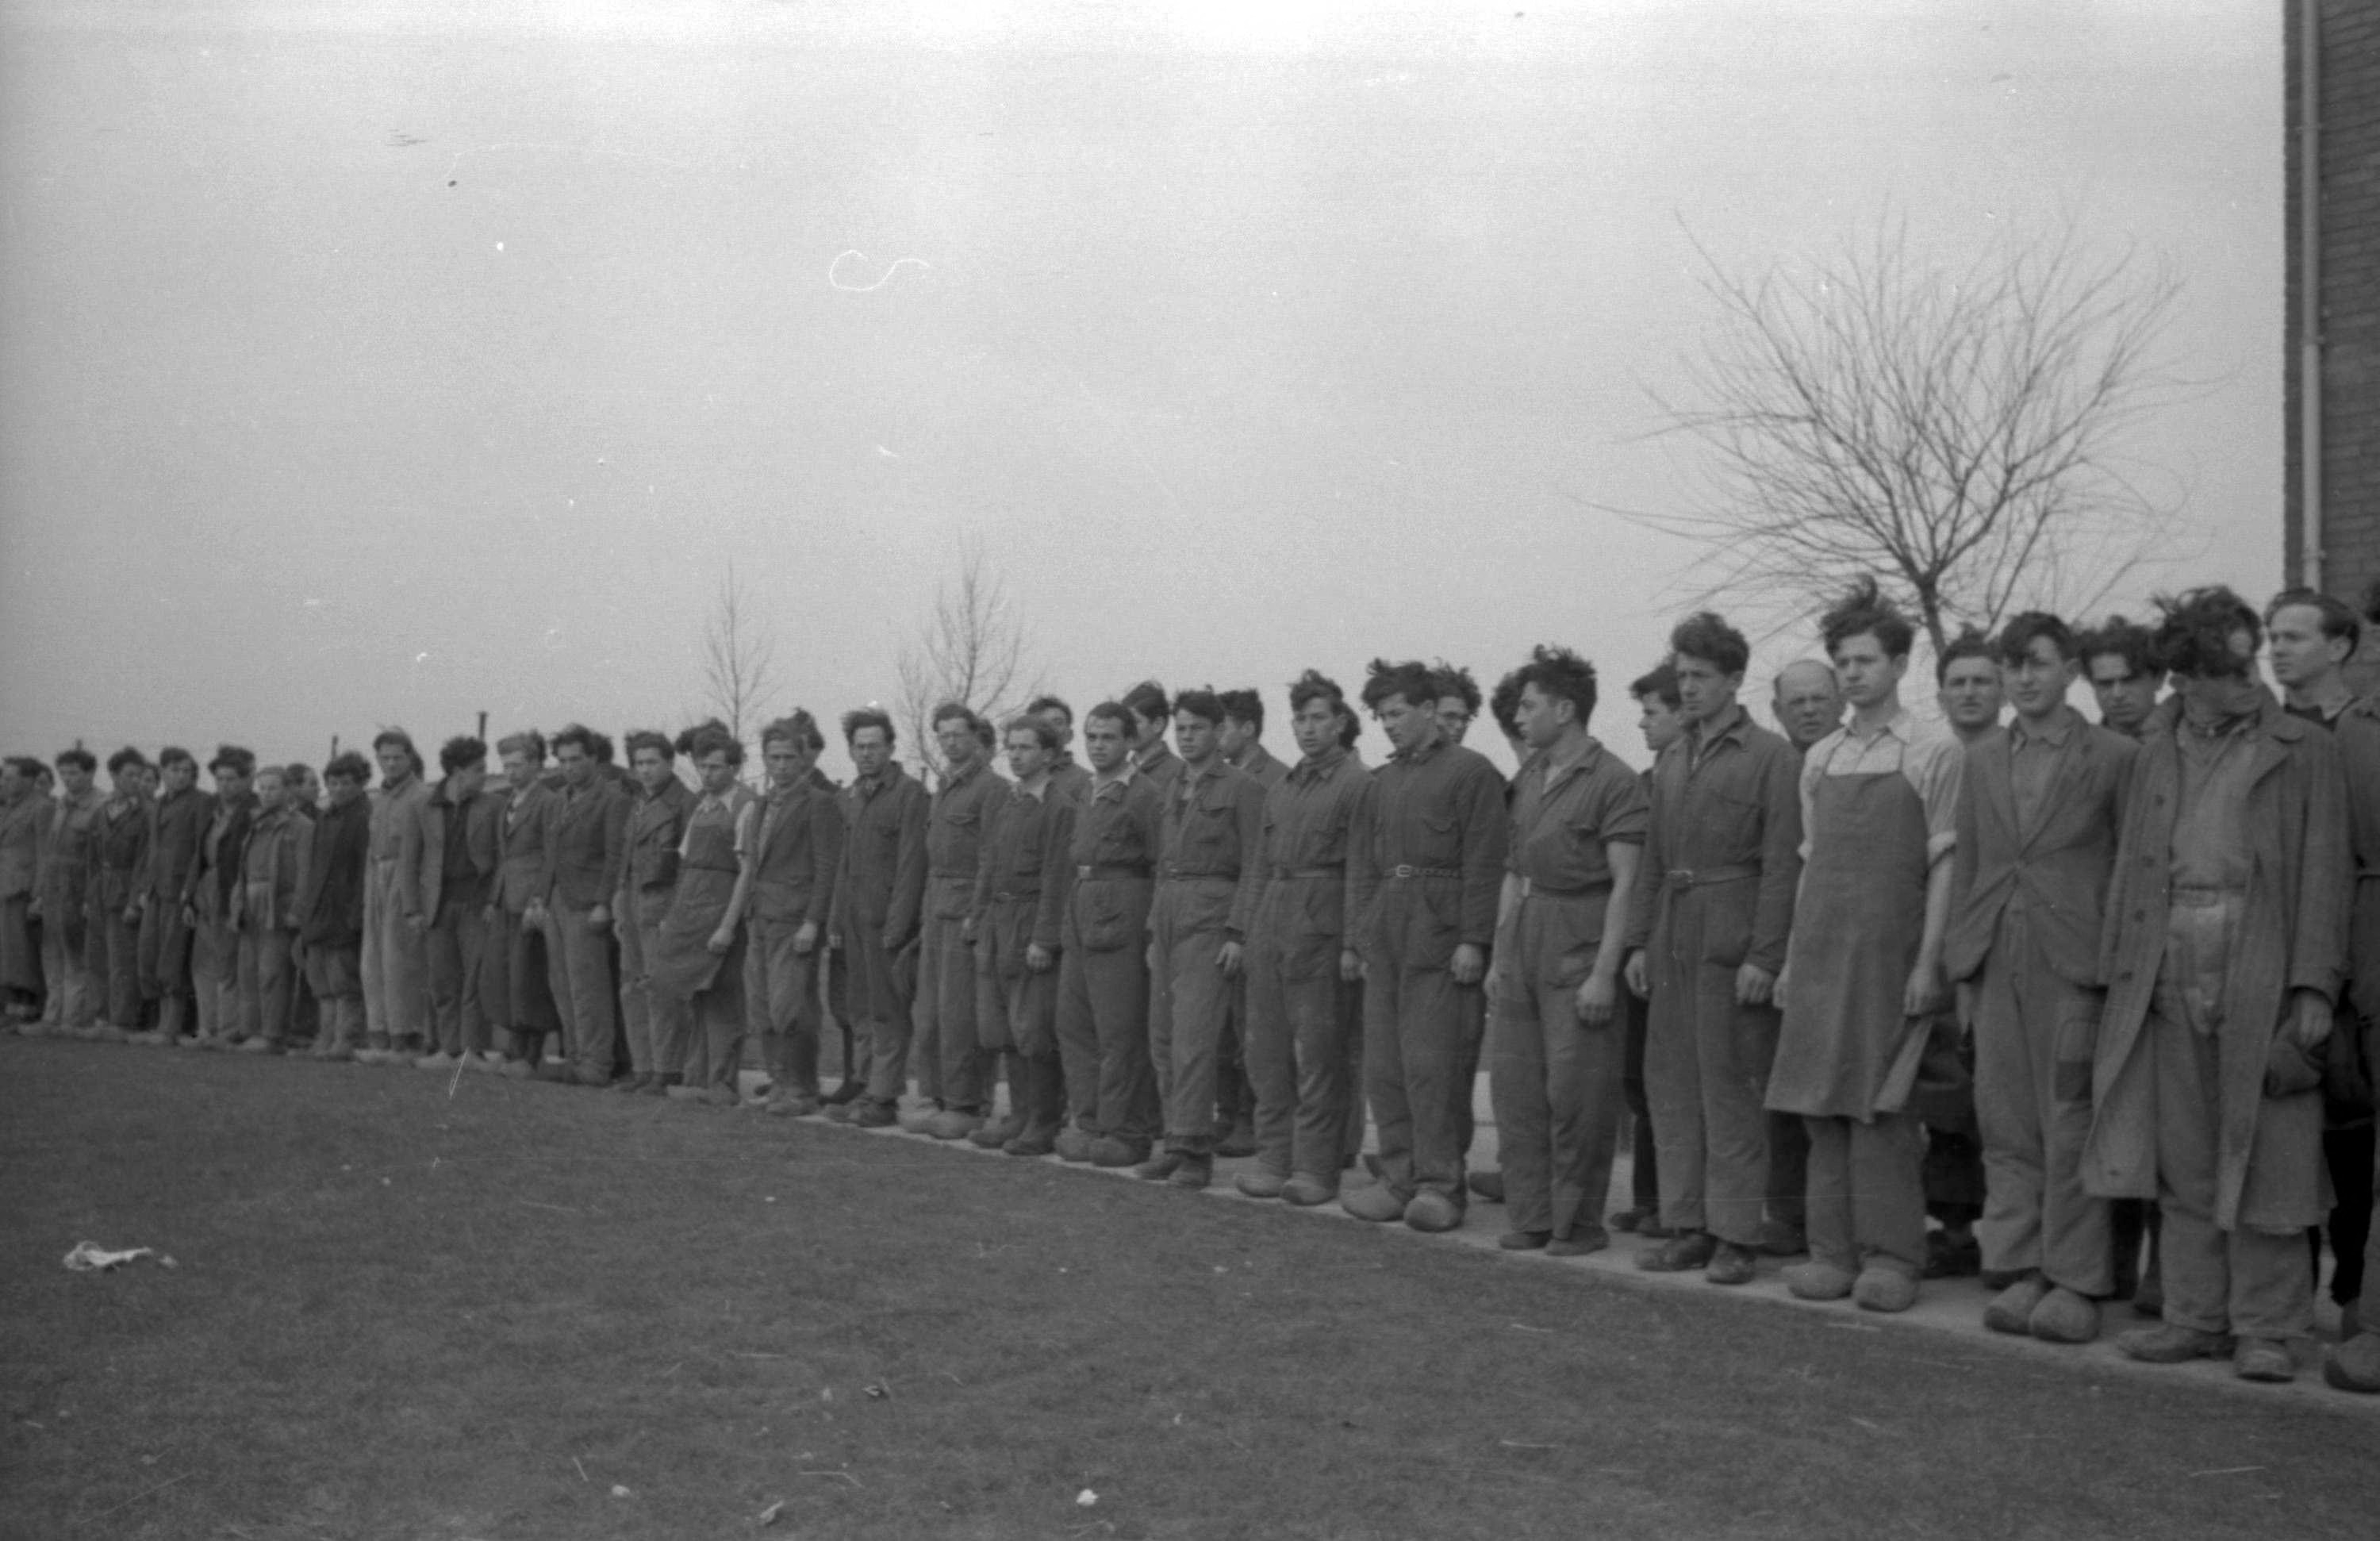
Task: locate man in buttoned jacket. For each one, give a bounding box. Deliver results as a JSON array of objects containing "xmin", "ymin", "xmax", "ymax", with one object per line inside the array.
[
  {"xmin": 830, "ymin": 709, "xmax": 928, "ymax": 1127},
  {"xmin": 613, "ymin": 729, "xmax": 696, "ymax": 1093},
  {"xmin": 745, "ymin": 713, "xmax": 845, "ymax": 1113},
  {"xmin": 137, "ymin": 746, "xmax": 212, "ymax": 1040},
  {"xmin": 539, "ymin": 723, "xmax": 631, "ymax": 1086},
  {"xmin": 1946, "ymin": 613, "xmax": 2136, "ymax": 1343},
  {"xmin": 912, "ymin": 705, "xmax": 1010, "ymax": 1139},
  {"xmin": 485, "ymin": 731, "xmax": 564, "ymax": 1073},
  {"xmin": 400, "ymin": 736, "xmax": 504, "ymax": 1071},
  {"xmin": 182, "ymin": 746, "xmax": 257, "ymax": 1049}
]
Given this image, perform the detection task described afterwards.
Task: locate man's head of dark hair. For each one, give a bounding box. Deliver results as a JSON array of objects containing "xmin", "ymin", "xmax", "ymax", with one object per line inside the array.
[
  {"xmin": 440, "ymin": 736, "xmax": 489, "ymax": 774},
  {"xmin": 1084, "ymin": 701, "xmax": 1134, "ymax": 737},
  {"xmin": 2265, "ymin": 586, "xmax": 2362, "ymax": 659},
  {"xmin": 209, "ymin": 744, "xmax": 257, "ymax": 778},
  {"xmin": 1488, "ymin": 669, "xmax": 1524, "ymax": 740},
  {"xmin": 499, "ymin": 728, "xmax": 549, "ymax": 763},
  {"xmin": 2152, "ymin": 586, "xmax": 2262, "ymax": 679},
  {"xmin": 324, "ymin": 750, "xmax": 373, "ymax": 786},
  {"xmin": 623, "ymin": 729, "xmax": 674, "ymax": 763},
  {"xmin": 931, "ymin": 701, "xmax": 984, "ymax": 736},
  {"xmin": 1629, "ymin": 662, "xmax": 1679, "ymax": 711},
  {"xmin": 1669, "ymin": 611, "xmax": 1750, "ymax": 678},
  {"xmin": 1174, "ymin": 687, "xmax": 1226, "ymax": 727},
  {"xmin": 688, "ymin": 726, "xmax": 746, "ymax": 767},
  {"xmin": 56, "ymin": 747, "xmax": 97, "ymax": 775},
  {"xmin": 1361, "ymin": 658, "xmax": 1440, "ymax": 713},
  {"xmin": 1994, "ymin": 612, "xmax": 2076, "ymax": 668},
  {"xmin": 1431, "ymin": 661, "xmax": 1482, "ymax": 715},
  {"xmin": 106, "ymin": 747, "xmax": 147, "ymax": 777},
  {"xmin": 1935, "ymin": 626, "xmax": 1997, "ymax": 686},
  {"xmin": 2075, "ymin": 615, "xmax": 2163, "ymax": 680},
  {"xmin": 762, "ymin": 711, "xmax": 824, "ymax": 753},
  {"xmin": 1820, "ymin": 576, "xmax": 1916, "ymax": 659},
  {"xmin": 551, "ymin": 724, "xmax": 599, "ymax": 759},
  {"xmin": 672, "ymin": 718, "xmax": 729, "ymax": 758},
  {"xmin": 1120, "ymin": 680, "xmax": 1171, "ymax": 725},
  {"xmin": 1519, "ymin": 644, "xmax": 1599, "ymax": 724},
  {"xmin": 1027, "ymin": 694, "xmax": 1073, "ymax": 725},
  {"xmin": 1218, "ymin": 689, "xmax": 1263, "ymax": 732},
  {"xmin": 841, "ymin": 708, "xmax": 896, "ymax": 746}
]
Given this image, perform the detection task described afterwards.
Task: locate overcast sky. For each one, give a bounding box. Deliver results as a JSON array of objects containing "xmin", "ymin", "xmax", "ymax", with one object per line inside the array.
[{"xmin": 0, "ymin": 0, "xmax": 2281, "ymax": 781}]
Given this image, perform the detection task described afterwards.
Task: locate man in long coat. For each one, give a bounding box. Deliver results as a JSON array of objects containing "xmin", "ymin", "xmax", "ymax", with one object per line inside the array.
[{"xmin": 2086, "ymin": 586, "xmax": 2348, "ymax": 1384}]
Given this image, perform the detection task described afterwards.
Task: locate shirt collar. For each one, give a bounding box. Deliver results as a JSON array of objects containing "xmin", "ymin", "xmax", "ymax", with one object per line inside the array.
[
  {"xmin": 1844, "ymin": 706, "xmax": 1917, "ymax": 745},
  {"xmin": 1014, "ymin": 774, "xmax": 1052, "ymax": 804},
  {"xmin": 1291, "ymin": 746, "xmax": 1347, "ymax": 783},
  {"xmin": 1690, "ymin": 701, "xmax": 1750, "ymax": 751},
  {"xmin": 2008, "ymin": 705, "xmax": 2079, "ymax": 748}
]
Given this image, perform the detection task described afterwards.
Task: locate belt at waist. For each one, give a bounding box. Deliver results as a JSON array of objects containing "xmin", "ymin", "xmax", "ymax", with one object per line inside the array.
[
  {"xmin": 1273, "ymin": 865, "xmax": 1345, "ymax": 880},
  {"xmin": 1516, "ymin": 874, "xmax": 1610, "ymax": 900},
  {"xmin": 989, "ymin": 889, "xmax": 1041, "ymax": 905},
  {"xmin": 1387, "ymin": 864, "xmax": 1461, "ymax": 881},
  {"xmin": 1161, "ymin": 865, "xmax": 1237, "ymax": 881},
  {"xmin": 2170, "ymin": 884, "xmax": 2247, "ymax": 909},
  {"xmin": 1076, "ymin": 864, "xmax": 1151, "ymax": 882},
  {"xmin": 683, "ymin": 859, "xmax": 742, "ymax": 876},
  {"xmin": 929, "ymin": 869, "xmax": 977, "ymax": 883},
  {"xmin": 1664, "ymin": 863, "xmax": 1760, "ymax": 889}
]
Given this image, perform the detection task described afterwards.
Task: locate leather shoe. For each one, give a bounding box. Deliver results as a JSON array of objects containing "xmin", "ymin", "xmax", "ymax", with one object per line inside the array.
[
  {"xmin": 2322, "ymin": 1331, "xmax": 2380, "ymax": 1393},
  {"xmin": 1340, "ymin": 1184, "xmax": 1406, "ymax": 1223},
  {"xmin": 2029, "ymin": 1285, "xmax": 2100, "ymax": 1345},
  {"xmin": 1498, "ymin": 1229, "xmax": 1552, "ymax": 1251},
  {"xmin": 1004, "ymin": 1128, "xmax": 1058, "ymax": 1158},
  {"xmin": 1234, "ymin": 1170, "xmax": 1288, "ymax": 1200},
  {"xmin": 1054, "ymin": 1128, "xmax": 1096, "ymax": 1163},
  {"xmin": 1281, "ymin": 1175, "xmax": 1338, "ymax": 1207},
  {"xmin": 1924, "ymin": 1229, "xmax": 1982, "ymax": 1280},
  {"xmin": 2232, "ymin": 1336, "xmax": 2296, "ymax": 1383},
  {"xmin": 1546, "ymin": 1226, "xmax": 1608, "ymax": 1259},
  {"xmin": 1853, "ymin": 1266, "xmax": 1919, "ymax": 1313},
  {"xmin": 1983, "ymin": 1274, "xmax": 2051, "ymax": 1335},
  {"xmin": 1784, "ymin": 1260, "xmax": 1856, "ymax": 1301},
  {"xmin": 1705, "ymin": 1241, "xmax": 1758, "ymax": 1286},
  {"xmin": 1134, "ymin": 1151, "xmax": 1186, "ymax": 1182},
  {"xmin": 2116, "ymin": 1324, "xmax": 2235, "ymax": 1364},
  {"xmin": 767, "ymin": 1089, "xmax": 820, "ymax": 1116},
  {"xmin": 1089, "ymin": 1137, "xmax": 1148, "ymax": 1168},
  {"xmin": 1403, "ymin": 1191, "xmax": 1462, "ymax": 1233},
  {"xmin": 849, "ymin": 1100, "xmax": 897, "ymax": 1128},
  {"xmin": 927, "ymin": 1110, "xmax": 983, "ymax": 1142},
  {"xmin": 1467, "ymin": 1169, "xmax": 1505, "ymax": 1203},
  {"xmin": 1169, "ymin": 1156, "xmax": 1213, "ymax": 1189},
  {"xmin": 1637, "ymin": 1231, "xmax": 1718, "ymax": 1273}
]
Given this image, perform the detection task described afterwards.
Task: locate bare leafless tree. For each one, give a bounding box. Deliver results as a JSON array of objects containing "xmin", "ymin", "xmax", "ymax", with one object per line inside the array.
[
  {"xmin": 896, "ymin": 540, "xmax": 1041, "ymax": 782},
  {"xmin": 700, "ymin": 561, "xmax": 780, "ymax": 745},
  {"xmin": 1642, "ymin": 221, "xmax": 2188, "ymax": 655}
]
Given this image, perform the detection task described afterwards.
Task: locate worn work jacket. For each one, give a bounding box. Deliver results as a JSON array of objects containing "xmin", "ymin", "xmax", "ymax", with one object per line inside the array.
[
  {"xmin": 37, "ymin": 786, "xmax": 103, "ymax": 917},
  {"xmin": 90, "ymin": 794, "xmax": 152, "ymax": 912},
  {"xmin": 1629, "ymin": 706, "xmax": 1802, "ymax": 974},
  {"xmin": 1227, "ymin": 742, "xmax": 1289, "ymax": 790},
  {"xmin": 1157, "ymin": 757, "xmax": 1268, "ymax": 940},
  {"xmin": 1945, "ymin": 709, "xmax": 2136, "ymax": 987},
  {"xmin": 541, "ymin": 778, "xmax": 629, "ymax": 911},
  {"xmin": 1349, "ymin": 738, "xmax": 1509, "ymax": 959},
  {"xmin": 926, "ymin": 756, "xmax": 1011, "ymax": 917},
  {"xmin": 488, "ymin": 781, "xmax": 559, "ymax": 915},
  {"xmin": 186, "ymin": 792, "xmax": 258, "ymax": 921},
  {"xmin": 973, "ymin": 778, "xmax": 1076, "ymax": 952},
  {"xmin": 839, "ymin": 766, "xmax": 927, "ymax": 942},
  {"xmin": 2084, "ymin": 694, "xmax": 2349, "ymax": 1232},
  {"xmin": 236, "ymin": 806, "xmax": 309, "ymax": 932},
  {"xmin": 144, "ymin": 783, "xmax": 213, "ymax": 903},
  {"xmin": 298, "ymin": 797, "xmax": 372, "ymax": 949},
  {"xmin": 0, "ymin": 794, "xmax": 43, "ymax": 901},
  {"xmin": 1058, "ymin": 766, "xmax": 1166, "ymax": 951},
  {"xmin": 1251, "ymin": 747, "xmax": 1371, "ymax": 976},
  {"xmin": 401, "ymin": 778, "xmax": 503, "ymax": 925},
  {"xmin": 620, "ymin": 778, "xmax": 697, "ymax": 905},
  {"xmin": 749, "ymin": 777, "xmax": 844, "ymax": 927}
]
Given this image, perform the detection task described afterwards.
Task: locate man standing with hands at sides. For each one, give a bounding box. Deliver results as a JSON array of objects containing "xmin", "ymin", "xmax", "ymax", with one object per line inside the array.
[
  {"xmin": 2079, "ymin": 616, "xmax": 2167, "ymax": 740},
  {"xmin": 1345, "ymin": 659, "xmax": 1510, "ymax": 1232},
  {"xmin": 0, "ymin": 759, "xmax": 47, "ymax": 1024},
  {"xmin": 2087, "ymin": 587, "xmax": 2347, "ymax": 1384},
  {"xmin": 400, "ymin": 737, "xmax": 501, "ymax": 1073},
  {"xmin": 232, "ymin": 764, "xmax": 309, "ymax": 1053},
  {"xmin": 1945, "ymin": 614, "xmax": 2136, "ymax": 1343},
  {"xmin": 139, "ymin": 747, "xmax": 211, "ymax": 1044},
  {"xmin": 90, "ymin": 750, "xmax": 151, "ymax": 1039},
  {"xmin": 2263, "ymin": 588, "xmax": 2380, "ymax": 1389},
  {"xmin": 1626, "ymin": 616, "xmax": 1803, "ymax": 1285},
  {"xmin": 1138, "ymin": 689, "xmax": 1268, "ymax": 1190},
  {"xmin": 743, "ymin": 713, "xmax": 843, "ymax": 1114},
  {"xmin": 912, "ymin": 705, "xmax": 1008, "ymax": 1139},
  {"xmin": 1123, "ymin": 682, "xmax": 1183, "ymax": 793},
  {"xmin": 1486, "ymin": 647, "xmax": 1646, "ymax": 1255},
  {"xmin": 1033, "ymin": 697, "xmax": 1094, "ymax": 803},
  {"xmin": 486, "ymin": 732, "xmax": 563, "ymax": 1076},
  {"xmin": 1211, "ymin": 688, "xmax": 1286, "ymax": 1158},
  {"xmin": 1769, "ymin": 579, "xmax": 1965, "ymax": 1313},
  {"xmin": 536, "ymin": 725, "xmax": 629, "ymax": 1086},
  {"xmin": 35, "ymin": 748, "xmax": 102, "ymax": 1036},
  {"xmin": 612, "ymin": 731, "xmax": 693, "ymax": 1093},
  {"xmin": 183, "ymin": 747, "xmax": 257, "ymax": 1050},
  {"xmin": 1054, "ymin": 701, "xmax": 1168, "ymax": 1166},
  {"xmin": 832, "ymin": 709, "xmax": 927, "ymax": 1128},
  {"xmin": 653, "ymin": 728, "xmax": 758, "ymax": 1106},
  {"xmin": 357, "ymin": 732, "xmax": 430, "ymax": 1063},
  {"xmin": 1604, "ymin": 664, "xmax": 1687, "ymax": 1237},
  {"xmin": 297, "ymin": 752, "xmax": 374, "ymax": 1060},
  {"xmin": 969, "ymin": 715, "xmax": 1077, "ymax": 1156},
  {"xmin": 1239, "ymin": 671, "xmax": 1371, "ymax": 1205}
]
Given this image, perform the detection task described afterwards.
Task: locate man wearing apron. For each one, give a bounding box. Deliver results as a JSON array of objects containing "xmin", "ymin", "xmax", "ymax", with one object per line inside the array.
[{"xmin": 1770, "ymin": 580, "xmax": 1964, "ymax": 1313}]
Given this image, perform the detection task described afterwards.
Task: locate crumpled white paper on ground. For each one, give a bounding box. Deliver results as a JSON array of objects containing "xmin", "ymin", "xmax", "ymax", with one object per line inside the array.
[{"xmin": 63, "ymin": 1241, "xmax": 166, "ymax": 1273}]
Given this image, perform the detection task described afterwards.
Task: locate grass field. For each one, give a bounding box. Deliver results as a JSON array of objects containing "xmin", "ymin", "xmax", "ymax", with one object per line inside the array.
[{"xmin": 3, "ymin": 1036, "xmax": 2374, "ymax": 1541}]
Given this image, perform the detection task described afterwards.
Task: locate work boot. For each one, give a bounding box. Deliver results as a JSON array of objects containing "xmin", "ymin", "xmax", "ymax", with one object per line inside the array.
[
  {"xmin": 971, "ymin": 1114, "xmax": 1023, "ymax": 1150},
  {"xmin": 927, "ymin": 1109, "xmax": 983, "ymax": 1142},
  {"xmin": 238, "ymin": 1036, "xmax": 281, "ymax": 1055},
  {"xmin": 1547, "ymin": 1226, "xmax": 1608, "ymax": 1258},
  {"xmin": 2232, "ymin": 1338, "xmax": 2296, "ymax": 1383},
  {"xmin": 1341, "ymin": 1184, "xmax": 1406, "ymax": 1223},
  {"xmin": 1638, "ymin": 1231, "xmax": 1718, "ymax": 1273},
  {"xmin": 415, "ymin": 1051, "xmax": 458, "ymax": 1072},
  {"xmin": 1403, "ymin": 1191, "xmax": 1462, "ymax": 1233},
  {"xmin": 1089, "ymin": 1136, "xmax": 1148, "ymax": 1168},
  {"xmin": 1756, "ymin": 1218, "xmax": 1808, "ymax": 1258},
  {"xmin": 1234, "ymin": 1170, "xmax": 1288, "ymax": 1200},
  {"xmin": 1784, "ymin": 1260, "xmax": 1856, "ymax": 1301},
  {"xmin": 1705, "ymin": 1241, "xmax": 1760, "ymax": 1286},
  {"xmin": 1135, "ymin": 1151, "xmax": 1186, "ymax": 1182},
  {"xmin": 2322, "ymin": 1332, "xmax": 2380, "ymax": 1393},
  {"xmin": 1853, "ymin": 1266, "xmax": 1919, "ymax": 1313},
  {"xmin": 849, "ymin": 1099, "xmax": 897, "ymax": 1128},
  {"xmin": 897, "ymin": 1101, "xmax": 941, "ymax": 1134},
  {"xmin": 1606, "ymin": 1205, "xmax": 1656, "ymax": 1234},
  {"xmin": 2115, "ymin": 1323, "xmax": 2234, "ymax": 1364},
  {"xmin": 1214, "ymin": 1119, "xmax": 1257, "ymax": 1159},
  {"xmin": 1924, "ymin": 1228, "xmax": 1982, "ymax": 1280},
  {"xmin": 1281, "ymin": 1174, "xmax": 1339, "ymax": 1207},
  {"xmin": 1498, "ymin": 1229, "xmax": 1552, "ymax": 1251},
  {"xmin": 1983, "ymin": 1274, "xmax": 2050, "ymax": 1335},
  {"xmin": 1054, "ymin": 1128, "xmax": 1096, "ymax": 1163},
  {"xmin": 2029, "ymin": 1285, "xmax": 2101, "ymax": 1345},
  {"xmin": 1169, "ymin": 1155, "xmax": 1214, "ymax": 1189},
  {"xmin": 1467, "ymin": 1169, "xmax": 1505, "ymax": 1204},
  {"xmin": 1004, "ymin": 1126, "xmax": 1059, "ymax": 1159}
]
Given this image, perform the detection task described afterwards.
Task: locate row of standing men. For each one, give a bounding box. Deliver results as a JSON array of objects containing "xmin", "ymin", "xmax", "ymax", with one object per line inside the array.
[{"xmin": 2, "ymin": 578, "xmax": 2373, "ymax": 1394}]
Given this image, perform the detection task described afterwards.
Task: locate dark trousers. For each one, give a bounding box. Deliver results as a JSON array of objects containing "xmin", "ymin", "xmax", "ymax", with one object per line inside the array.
[{"xmin": 1622, "ymin": 989, "xmax": 1658, "ymax": 1212}]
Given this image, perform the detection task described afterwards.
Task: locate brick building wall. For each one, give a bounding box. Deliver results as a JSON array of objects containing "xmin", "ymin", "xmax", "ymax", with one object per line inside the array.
[{"xmin": 2286, "ymin": 0, "xmax": 2380, "ymax": 684}]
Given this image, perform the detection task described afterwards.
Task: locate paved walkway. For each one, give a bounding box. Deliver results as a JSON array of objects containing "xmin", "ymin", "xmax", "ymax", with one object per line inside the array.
[{"xmin": 781, "ymin": 1071, "xmax": 2380, "ymax": 1417}]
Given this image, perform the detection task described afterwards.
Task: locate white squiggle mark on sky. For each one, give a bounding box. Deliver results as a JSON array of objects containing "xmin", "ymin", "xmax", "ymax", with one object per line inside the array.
[{"xmin": 828, "ymin": 251, "xmax": 932, "ymax": 292}]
